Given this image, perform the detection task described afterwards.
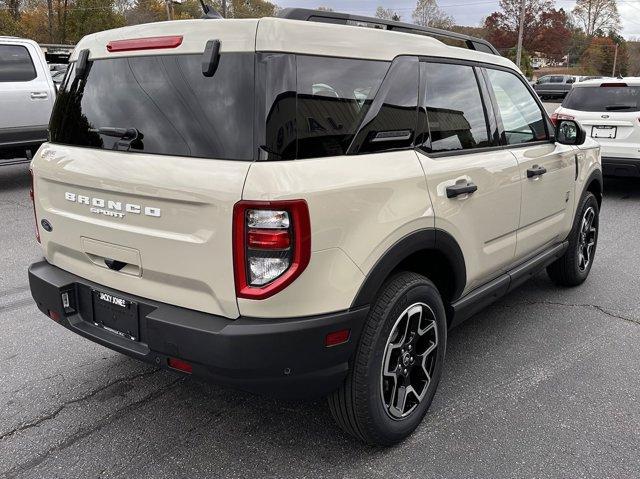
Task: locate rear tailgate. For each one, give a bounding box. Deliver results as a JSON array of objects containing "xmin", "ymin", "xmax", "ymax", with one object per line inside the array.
[
  {"xmin": 31, "ymin": 19, "xmax": 260, "ymax": 319},
  {"xmin": 32, "ymin": 145, "xmax": 250, "ymax": 318}
]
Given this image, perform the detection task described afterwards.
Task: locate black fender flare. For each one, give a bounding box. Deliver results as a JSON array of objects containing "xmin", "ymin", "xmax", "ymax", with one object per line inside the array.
[
  {"xmin": 583, "ymin": 167, "xmax": 603, "ymax": 204},
  {"xmin": 351, "ymin": 228, "xmax": 466, "ymax": 308}
]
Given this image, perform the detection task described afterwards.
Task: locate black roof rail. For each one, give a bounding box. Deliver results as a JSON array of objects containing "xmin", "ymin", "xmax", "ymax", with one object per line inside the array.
[{"xmin": 276, "ymin": 8, "xmax": 500, "ymax": 56}]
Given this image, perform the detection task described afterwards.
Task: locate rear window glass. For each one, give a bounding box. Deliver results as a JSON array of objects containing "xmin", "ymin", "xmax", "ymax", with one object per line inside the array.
[
  {"xmin": 0, "ymin": 45, "xmax": 36, "ymax": 82},
  {"xmin": 49, "ymin": 53, "xmax": 254, "ymax": 160},
  {"xmin": 563, "ymin": 86, "xmax": 640, "ymax": 112},
  {"xmin": 422, "ymin": 62, "xmax": 490, "ymax": 153},
  {"xmin": 296, "ymin": 56, "xmax": 389, "ymax": 159}
]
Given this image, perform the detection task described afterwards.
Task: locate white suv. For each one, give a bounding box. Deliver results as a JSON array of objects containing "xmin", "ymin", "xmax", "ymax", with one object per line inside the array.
[
  {"xmin": 28, "ymin": 9, "xmax": 603, "ymax": 445},
  {"xmin": 553, "ymin": 78, "xmax": 640, "ymax": 177}
]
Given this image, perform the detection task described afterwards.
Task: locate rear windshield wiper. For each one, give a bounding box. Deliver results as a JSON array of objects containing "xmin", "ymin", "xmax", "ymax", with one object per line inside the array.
[
  {"xmin": 604, "ymin": 105, "xmax": 636, "ymax": 111},
  {"xmin": 89, "ymin": 127, "xmax": 142, "ymax": 140}
]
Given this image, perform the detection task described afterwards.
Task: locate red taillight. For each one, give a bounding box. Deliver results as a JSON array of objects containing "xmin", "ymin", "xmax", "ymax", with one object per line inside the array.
[
  {"xmin": 325, "ymin": 329, "xmax": 350, "ymax": 347},
  {"xmin": 247, "ymin": 229, "xmax": 291, "ymax": 249},
  {"xmin": 48, "ymin": 310, "xmax": 60, "ymax": 322},
  {"xmin": 168, "ymin": 357, "xmax": 193, "ymax": 374},
  {"xmin": 550, "ymin": 112, "xmax": 575, "ymax": 126},
  {"xmin": 107, "ymin": 35, "xmax": 183, "ymax": 53},
  {"xmin": 29, "ymin": 168, "xmax": 40, "ymax": 243},
  {"xmin": 233, "ymin": 200, "xmax": 311, "ymax": 300}
]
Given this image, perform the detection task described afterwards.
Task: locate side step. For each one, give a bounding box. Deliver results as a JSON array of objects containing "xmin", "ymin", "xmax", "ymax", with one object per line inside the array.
[{"xmin": 449, "ymin": 241, "xmax": 569, "ymax": 328}]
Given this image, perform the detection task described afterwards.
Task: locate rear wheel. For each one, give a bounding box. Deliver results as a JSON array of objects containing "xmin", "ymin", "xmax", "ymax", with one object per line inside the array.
[
  {"xmin": 547, "ymin": 192, "xmax": 599, "ymax": 286},
  {"xmin": 328, "ymin": 272, "xmax": 446, "ymax": 445}
]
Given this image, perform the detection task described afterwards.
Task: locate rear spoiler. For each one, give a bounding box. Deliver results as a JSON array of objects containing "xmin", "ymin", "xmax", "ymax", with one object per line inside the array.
[{"xmin": 276, "ymin": 8, "xmax": 500, "ymax": 56}]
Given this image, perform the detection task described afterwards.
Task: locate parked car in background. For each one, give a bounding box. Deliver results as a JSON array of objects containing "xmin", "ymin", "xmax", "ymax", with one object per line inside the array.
[
  {"xmin": 0, "ymin": 37, "xmax": 56, "ymax": 166},
  {"xmin": 553, "ymin": 78, "xmax": 640, "ymax": 177},
  {"xmin": 533, "ymin": 74, "xmax": 578, "ymax": 100}
]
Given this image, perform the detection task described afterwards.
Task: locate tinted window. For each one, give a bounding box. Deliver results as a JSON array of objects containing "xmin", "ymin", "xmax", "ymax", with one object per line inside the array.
[
  {"xmin": 49, "ymin": 54, "xmax": 254, "ymax": 160},
  {"xmin": 257, "ymin": 53, "xmax": 297, "ymax": 161},
  {"xmin": 0, "ymin": 45, "xmax": 36, "ymax": 82},
  {"xmin": 487, "ymin": 68, "xmax": 548, "ymax": 145},
  {"xmin": 563, "ymin": 86, "xmax": 640, "ymax": 112},
  {"xmin": 422, "ymin": 62, "xmax": 490, "ymax": 153},
  {"xmin": 350, "ymin": 57, "xmax": 419, "ymax": 154},
  {"xmin": 296, "ymin": 56, "xmax": 389, "ymax": 159}
]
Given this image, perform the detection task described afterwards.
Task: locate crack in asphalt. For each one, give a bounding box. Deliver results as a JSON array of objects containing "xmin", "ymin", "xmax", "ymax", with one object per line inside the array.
[
  {"xmin": 0, "ymin": 369, "xmax": 160, "ymax": 442},
  {"xmin": 3, "ymin": 376, "xmax": 183, "ymax": 479},
  {"xmin": 516, "ymin": 300, "xmax": 640, "ymax": 326},
  {"xmin": 0, "ymin": 297, "xmax": 34, "ymax": 314}
]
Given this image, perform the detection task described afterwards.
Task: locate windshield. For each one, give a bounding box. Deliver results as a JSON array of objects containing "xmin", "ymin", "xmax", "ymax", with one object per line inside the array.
[
  {"xmin": 49, "ymin": 53, "xmax": 255, "ymax": 160},
  {"xmin": 563, "ymin": 86, "xmax": 640, "ymax": 112}
]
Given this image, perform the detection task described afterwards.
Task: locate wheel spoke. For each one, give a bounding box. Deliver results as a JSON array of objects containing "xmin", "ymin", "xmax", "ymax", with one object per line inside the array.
[{"xmin": 380, "ymin": 302, "xmax": 439, "ymax": 419}]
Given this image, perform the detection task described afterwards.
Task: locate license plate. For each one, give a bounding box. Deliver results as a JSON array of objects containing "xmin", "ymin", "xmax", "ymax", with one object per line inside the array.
[
  {"xmin": 591, "ymin": 126, "xmax": 617, "ymax": 139},
  {"xmin": 92, "ymin": 290, "xmax": 139, "ymax": 341}
]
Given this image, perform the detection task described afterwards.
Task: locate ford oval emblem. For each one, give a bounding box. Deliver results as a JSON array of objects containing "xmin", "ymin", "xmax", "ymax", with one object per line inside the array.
[
  {"xmin": 41, "ymin": 219, "xmax": 53, "ymax": 232},
  {"xmin": 601, "ymin": 114, "xmax": 610, "ymax": 119}
]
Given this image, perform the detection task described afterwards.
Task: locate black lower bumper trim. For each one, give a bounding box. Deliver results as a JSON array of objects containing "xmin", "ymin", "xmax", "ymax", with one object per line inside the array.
[
  {"xmin": 28, "ymin": 261, "xmax": 368, "ymax": 399},
  {"xmin": 602, "ymin": 157, "xmax": 640, "ymax": 178}
]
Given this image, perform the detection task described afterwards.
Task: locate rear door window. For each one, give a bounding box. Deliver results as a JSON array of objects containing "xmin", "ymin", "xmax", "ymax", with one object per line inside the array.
[
  {"xmin": 349, "ymin": 56, "xmax": 419, "ymax": 154},
  {"xmin": 49, "ymin": 53, "xmax": 254, "ymax": 160},
  {"xmin": 296, "ymin": 56, "xmax": 389, "ymax": 159},
  {"xmin": 0, "ymin": 45, "xmax": 37, "ymax": 82},
  {"xmin": 486, "ymin": 68, "xmax": 548, "ymax": 145},
  {"xmin": 421, "ymin": 62, "xmax": 491, "ymax": 153},
  {"xmin": 563, "ymin": 86, "xmax": 640, "ymax": 112}
]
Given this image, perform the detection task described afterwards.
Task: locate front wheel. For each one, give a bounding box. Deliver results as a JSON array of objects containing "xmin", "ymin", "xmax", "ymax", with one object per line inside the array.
[
  {"xmin": 547, "ymin": 191, "xmax": 599, "ymax": 286},
  {"xmin": 328, "ymin": 272, "xmax": 447, "ymax": 445}
]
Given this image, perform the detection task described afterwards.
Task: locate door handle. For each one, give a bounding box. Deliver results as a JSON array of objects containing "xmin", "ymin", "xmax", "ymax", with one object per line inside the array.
[
  {"xmin": 527, "ymin": 165, "xmax": 547, "ymax": 178},
  {"xmin": 30, "ymin": 92, "xmax": 48, "ymax": 99},
  {"xmin": 446, "ymin": 181, "xmax": 478, "ymax": 198}
]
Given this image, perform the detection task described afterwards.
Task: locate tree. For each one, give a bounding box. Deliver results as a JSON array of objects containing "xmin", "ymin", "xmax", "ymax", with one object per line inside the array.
[
  {"xmin": 533, "ymin": 8, "xmax": 572, "ymax": 61},
  {"xmin": 316, "ymin": 6, "xmax": 333, "ymax": 11},
  {"xmin": 228, "ymin": 0, "xmax": 277, "ymax": 18},
  {"xmin": 412, "ymin": 0, "xmax": 453, "ymax": 29},
  {"xmin": 505, "ymin": 46, "xmax": 533, "ymax": 77},
  {"xmin": 375, "ymin": 6, "xmax": 401, "ymax": 21},
  {"xmin": 483, "ymin": 0, "xmax": 554, "ymax": 52},
  {"xmin": 572, "ymin": 0, "xmax": 620, "ymax": 37}
]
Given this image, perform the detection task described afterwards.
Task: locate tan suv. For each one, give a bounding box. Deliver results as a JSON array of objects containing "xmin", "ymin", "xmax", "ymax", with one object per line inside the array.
[{"xmin": 28, "ymin": 9, "xmax": 603, "ymax": 445}]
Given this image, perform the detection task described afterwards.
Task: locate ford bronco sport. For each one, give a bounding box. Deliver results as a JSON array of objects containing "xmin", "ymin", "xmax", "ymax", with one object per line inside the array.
[{"xmin": 28, "ymin": 9, "xmax": 603, "ymax": 445}]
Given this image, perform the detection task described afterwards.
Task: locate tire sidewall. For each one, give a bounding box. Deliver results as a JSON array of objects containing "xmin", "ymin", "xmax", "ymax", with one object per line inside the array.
[
  {"xmin": 362, "ymin": 277, "xmax": 447, "ymax": 443},
  {"xmin": 570, "ymin": 192, "xmax": 600, "ymax": 281}
]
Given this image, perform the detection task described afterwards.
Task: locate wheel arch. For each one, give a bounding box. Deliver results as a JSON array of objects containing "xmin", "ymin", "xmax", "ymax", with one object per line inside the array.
[
  {"xmin": 351, "ymin": 229, "xmax": 466, "ymax": 321},
  {"xmin": 584, "ymin": 168, "xmax": 603, "ymax": 207}
]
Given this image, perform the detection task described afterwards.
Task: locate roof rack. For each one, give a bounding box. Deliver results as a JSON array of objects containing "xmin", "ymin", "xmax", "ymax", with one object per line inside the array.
[{"xmin": 276, "ymin": 8, "xmax": 499, "ymax": 56}]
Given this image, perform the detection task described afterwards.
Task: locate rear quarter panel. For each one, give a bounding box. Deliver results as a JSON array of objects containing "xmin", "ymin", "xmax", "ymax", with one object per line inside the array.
[{"xmin": 240, "ymin": 151, "xmax": 433, "ymax": 318}]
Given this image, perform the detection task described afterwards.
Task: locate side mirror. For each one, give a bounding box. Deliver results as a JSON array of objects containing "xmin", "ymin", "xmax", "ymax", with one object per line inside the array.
[{"xmin": 556, "ymin": 119, "xmax": 586, "ymax": 146}]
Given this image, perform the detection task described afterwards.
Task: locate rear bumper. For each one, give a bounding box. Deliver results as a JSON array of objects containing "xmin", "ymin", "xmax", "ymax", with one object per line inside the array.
[
  {"xmin": 602, "ymin": 156, "xmax": 640, "ymax": 177},
  {"xmin": 28, "ymin": 260, "xmax": 368, "ymax": 399}
]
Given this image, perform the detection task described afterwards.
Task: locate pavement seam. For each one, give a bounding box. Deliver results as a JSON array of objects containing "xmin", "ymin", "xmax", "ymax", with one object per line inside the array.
[
  {"xmin": 0, "ymin": 368, "xmax": 160, "ymax": 442},
  {"xmin": 518, "ymin": 300, "xmax": 640, "ymax": 326},
  {"xmin": 2, "ymin": 377, "xmax": 183, "ymax": 479}
]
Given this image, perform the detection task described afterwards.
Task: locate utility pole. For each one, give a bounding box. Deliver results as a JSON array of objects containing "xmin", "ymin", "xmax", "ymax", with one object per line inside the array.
[
  {"xmin": 612, "ymin": 43, "xmax": 619, "ymax": 77},
  {"xmin": 222, "ymin": 0, "xmax": 227, "ymax": 18},
  {"xmin": 515, "ymin": 0, "xmax": 526, "ymax": 69},
  {"xmin": 165, "ymin": 0, "xmax": 172, "ymax": 21}
]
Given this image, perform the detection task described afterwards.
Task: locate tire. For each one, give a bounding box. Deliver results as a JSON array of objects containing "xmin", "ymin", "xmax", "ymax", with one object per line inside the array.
[
  {"xmin": 547, "ymin": 191, "xmax": 599, "ymax": 286},
  {"xmin": 328, "ymin": 271, "xmax": 447, "ymax": 446}
]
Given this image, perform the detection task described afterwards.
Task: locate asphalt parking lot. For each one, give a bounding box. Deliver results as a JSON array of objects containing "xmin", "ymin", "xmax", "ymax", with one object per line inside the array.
[{"xmin": 1, "ymin": 101, "xmax": 639, "ymax": 479}]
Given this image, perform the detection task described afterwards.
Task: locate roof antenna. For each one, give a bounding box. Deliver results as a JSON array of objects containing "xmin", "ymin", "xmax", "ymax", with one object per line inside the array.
[{"xmin": 199, "ymin": 0, "xmax": 223, "ymax": 18}]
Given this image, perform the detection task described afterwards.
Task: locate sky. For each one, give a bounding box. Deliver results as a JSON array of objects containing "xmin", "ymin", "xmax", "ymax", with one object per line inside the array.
[{"xmin": 277, "ymin": 0, "xmax": 640, "ymax": 39}]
